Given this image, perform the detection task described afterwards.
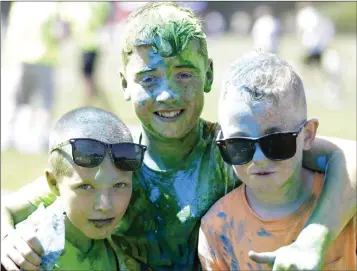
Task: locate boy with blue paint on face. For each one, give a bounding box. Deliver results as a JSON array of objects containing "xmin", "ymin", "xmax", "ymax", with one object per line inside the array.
[
  {"xmin": 198, "ymin": 51, "xmax": 356, "ymax": 270},
  {"xmin": 1, "ymin": 3, "xmax": 357, "ymax": 271}
]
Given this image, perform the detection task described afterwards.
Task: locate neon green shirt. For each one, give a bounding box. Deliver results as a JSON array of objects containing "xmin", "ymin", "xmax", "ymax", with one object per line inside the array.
[
  {"xmin": 22, "ymin": 119, "xmax": 240, "ymax": 271},
  {"xmin": 14, "ymin": 200, "xmax": 119, "ymax": 270},
  {"xmin": 54, "ymin": 238, "xmax": 118, "ymax": 271}
]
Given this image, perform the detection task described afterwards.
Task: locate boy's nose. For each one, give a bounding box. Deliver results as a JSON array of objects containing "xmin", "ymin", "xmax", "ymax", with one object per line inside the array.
[
  {"xmin": 252, "ymin": 143, "xmax": 268, "ymax": 165},
  {"xmin": 94, "ymin": 190, "xmax": 113, "ymax": 212},
  {"xmin": 156, "ymin": 89, "xmax": 179, "ymax": 103},
  {"xmin": 156, "ymin": 83, "xmax": 179, "ymax": 104}
]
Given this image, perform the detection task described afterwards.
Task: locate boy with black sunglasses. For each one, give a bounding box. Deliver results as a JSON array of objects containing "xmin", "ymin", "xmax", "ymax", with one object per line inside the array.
[
  {"xmin": 198, "ymin": 51, "xmax": 356, "ymax": 271},
  {"xmin": 1, "ymin": 107, "xmax": 146, "ymax": 270}
]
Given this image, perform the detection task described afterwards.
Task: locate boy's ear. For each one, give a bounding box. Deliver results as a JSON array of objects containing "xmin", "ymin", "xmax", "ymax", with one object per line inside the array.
[
  {"xmin": 120, "ymin": 71, "xmax": 131, "ymax": 101},
  {"xmin": 45, "ymin": 169, "xmax": 61, "ymax": 196},
  {"xmin": 303, "ymin": 118, "xmax": 319, "ymax": 151},
  {"xmin": 204, "ymin": 59, "xmax": 214, "ymax": 93}
]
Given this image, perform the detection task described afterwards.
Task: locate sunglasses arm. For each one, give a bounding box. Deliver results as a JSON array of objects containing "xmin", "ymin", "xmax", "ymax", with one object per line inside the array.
[{"xmin": 49, "ymin": 140, "xmax": 71, "ymax": 154}]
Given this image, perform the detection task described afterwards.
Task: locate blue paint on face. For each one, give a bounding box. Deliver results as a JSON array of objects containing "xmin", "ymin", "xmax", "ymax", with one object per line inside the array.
[
  {"xmin": 257, "ymin": 228, "xmax": 273, "ymax": 237},
  {"xmin": 125, "ymin": 41, "xmax": 208, "ymax": 139},
  {"xmin": 217, "ymin": 212, "xmax": 227, "ymax": 219},
  {"xmin": 317, "ymin": 156, "xmax": 327, "ymax": 171},
  {"xmin": 219, "ymin": 234, "xmax": 240, "ymax": 270},
  {"xmin": 248, "ymin": 262, "xmax": 253, "ymax": 270}
]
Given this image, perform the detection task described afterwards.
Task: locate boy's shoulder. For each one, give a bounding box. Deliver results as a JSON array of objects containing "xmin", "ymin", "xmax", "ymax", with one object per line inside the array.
[
  {"xmin": 200, "ymin": 118, "xmax": 220, "ymax": 136},
  {"xmin": 201, "ymin": 185, "xmax": 243, "ymax": 227}
]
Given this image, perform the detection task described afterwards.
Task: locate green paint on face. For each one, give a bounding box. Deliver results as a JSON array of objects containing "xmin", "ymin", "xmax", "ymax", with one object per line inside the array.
[
  {"xmin": 124, "ymin": 38, "xmax": 212, "ymax": 169},
  {"xmin": 126, "ymin": 39, "xmax": 208, "ymax": 139},
  {"xmin": 119, "ymin": 3, "xmax": 212, "ymax": 169}
]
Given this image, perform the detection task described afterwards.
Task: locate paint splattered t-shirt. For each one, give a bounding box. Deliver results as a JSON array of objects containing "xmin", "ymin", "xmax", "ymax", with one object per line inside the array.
[
  {"xmin": 54, "ymin": 239, "xmax": 119, "ymax": 271},
  {"xmin": 198, "ymin": 173, "xmax": 357, "ymax": 271},
  {"xmin": 110, "ymin": 119, "xmax": 240, "ymax": 271}
]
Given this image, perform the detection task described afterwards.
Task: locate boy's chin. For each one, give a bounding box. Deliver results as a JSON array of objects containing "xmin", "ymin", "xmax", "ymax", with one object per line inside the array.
[
  {"xmin": 148, "ymin": 123, "xmax": 197, "ymax": 139},
  {"xmin": 158, "ymin": 129, "xmax": 190, "ymax": 139},
  {"xmin": 86, "ymin": 229, "xmax": 114, "ymax": 240}
]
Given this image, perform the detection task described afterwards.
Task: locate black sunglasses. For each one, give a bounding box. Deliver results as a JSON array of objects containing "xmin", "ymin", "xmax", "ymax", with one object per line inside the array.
[
  {"xmin": 50, "ymin": 134, "xmax": 147, "ymax": 171},
  {"xmin": 216, "ymin": 121, "xmax": 307, "ymax": 165}
]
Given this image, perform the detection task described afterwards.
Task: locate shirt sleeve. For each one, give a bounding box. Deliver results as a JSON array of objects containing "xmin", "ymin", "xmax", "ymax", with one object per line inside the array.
[{"xmin": 198, "ymin": 220, "xmax": 229, "ymax": 271}]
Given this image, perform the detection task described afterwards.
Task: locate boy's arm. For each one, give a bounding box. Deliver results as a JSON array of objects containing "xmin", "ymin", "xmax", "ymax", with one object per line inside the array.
[
  {"xmin": 2, "ymin": 176, "xmax": 56, "ymax": 226},
  {"xmin": 302, "ymin": 136, "xmax": 356, "ymax": 241},
  {"xmin": 1, "ymin": 177, "xmax": 56, "ymax": 270},
  {"xmin": 198, "ymin": 222, "xmax": 229, "ymax": 271}
]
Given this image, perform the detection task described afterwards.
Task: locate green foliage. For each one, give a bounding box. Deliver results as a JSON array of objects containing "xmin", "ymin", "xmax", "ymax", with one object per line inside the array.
[{"xmin": 319, "ymin": 2, "xmax": 357, "ymax": 33}]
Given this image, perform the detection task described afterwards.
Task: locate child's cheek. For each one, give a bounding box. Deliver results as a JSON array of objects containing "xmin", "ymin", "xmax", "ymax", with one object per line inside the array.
[{"xmin": 134, "ymin": 87, "xmax": 154, "ymax": 108}]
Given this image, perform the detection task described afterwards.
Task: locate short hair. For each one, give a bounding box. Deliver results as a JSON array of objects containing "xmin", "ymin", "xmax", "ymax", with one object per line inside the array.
[
  {"xmin": 48, "ymin": 107, "xmax": 132, "ymax": 179},
  {"xmin": 220, "ymin": 50, "xmax": 307, "ymax": 122},
  {"xmin": 120, "ymin": 2, "xmax": 208, "ymax": 72}
]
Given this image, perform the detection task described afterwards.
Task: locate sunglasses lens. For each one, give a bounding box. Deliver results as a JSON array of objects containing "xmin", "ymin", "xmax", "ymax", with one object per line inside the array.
[
  {"xmin": 72, "ymin": 139, "xmax": 105, "ymax": 167},
  {"xmin": 219, "ymin": 139, "xmax": 255, "ymax": 165},
  {"xmin": 111, "ymin": 143, "xmax": 144, "ymax": 171},
  {"xmin": 260, "ymin": 133, "xmax": 297, "ymax": 160}
]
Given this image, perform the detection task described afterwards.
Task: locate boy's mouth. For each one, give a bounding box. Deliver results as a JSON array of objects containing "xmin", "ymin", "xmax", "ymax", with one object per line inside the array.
[
  {"xmin": 154, "ymin": 109, "xmax": 184, "ymax": 120},
  {"xmin": 88, "ymin": 218, "xmax": 115, "ymax": 228},
  {"xmin": 252, "ymin": 171, "xmax": 275, "ymax": 177}
]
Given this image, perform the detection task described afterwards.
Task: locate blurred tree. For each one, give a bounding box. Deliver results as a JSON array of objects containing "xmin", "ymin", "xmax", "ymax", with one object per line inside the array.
[{"xmin": 319, "ymin": 2, "xmax": 356, "ymax": 33}]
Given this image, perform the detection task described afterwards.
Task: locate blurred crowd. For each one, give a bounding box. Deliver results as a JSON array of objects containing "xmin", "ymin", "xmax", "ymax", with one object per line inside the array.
[{"xmin": 0, "ymin": 2, "xmax": 347, "ymax": 154}]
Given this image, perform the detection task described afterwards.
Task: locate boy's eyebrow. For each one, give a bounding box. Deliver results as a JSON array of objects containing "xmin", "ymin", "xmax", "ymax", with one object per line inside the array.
[
  {"xmin": 174, "ymin": 63, "xmax": 199, "ymax": 70},
  {"xmin": 136, "ymin": 67, "xmax": 157, "ymax": 75}
]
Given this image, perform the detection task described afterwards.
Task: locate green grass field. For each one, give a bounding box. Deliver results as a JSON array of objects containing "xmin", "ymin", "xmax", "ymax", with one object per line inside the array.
[{"xmin": 2, "ymin": 34, "xmax": 356, "ymax": 191}]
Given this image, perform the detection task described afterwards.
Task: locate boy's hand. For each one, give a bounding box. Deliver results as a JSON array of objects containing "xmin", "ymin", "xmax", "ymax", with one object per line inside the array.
[
  {"xmin": 1, "ymin": 230, "xmax": 44, "ymax": 271},
  {"xmin": 249, "ymin": 245, "xmax": 323, "ymax": 270},
  {"xmin": 249, "ymin": 224, "xmax": 330, "ymax": 270}
]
